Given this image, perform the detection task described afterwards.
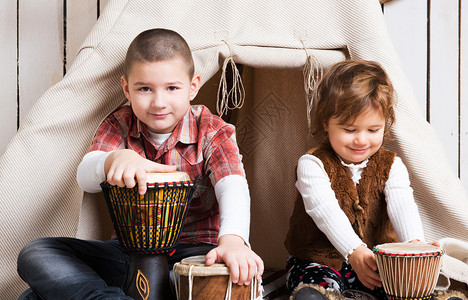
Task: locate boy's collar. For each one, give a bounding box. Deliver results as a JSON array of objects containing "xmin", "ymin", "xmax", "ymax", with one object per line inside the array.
[
  {"xmin": 129, "ymin": 115, "xmax": 145, "ymax": 139},
  {"xmin": 169, "ymin": 107, "xmax": 198, "ymax": 145},
  {"xmin": 130, "ymin": 106, "xmax": 198, "ymax": 145}
]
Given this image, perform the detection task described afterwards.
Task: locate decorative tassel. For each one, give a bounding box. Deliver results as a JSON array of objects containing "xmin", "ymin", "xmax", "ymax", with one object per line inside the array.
[
  {"xmin": 353, "ymin": 196, "xmax": 365, "ymax": 239},
  {"xmin": 301, "ymin": 40, "xmax": 323, "ymax": 130},
  {"xmin": 216, "ymin": 41, "xmax": 245, "ymax": 116},
  {"xmin": 353, "ymin": 198, "xmax": 364, "ymax": 213}
]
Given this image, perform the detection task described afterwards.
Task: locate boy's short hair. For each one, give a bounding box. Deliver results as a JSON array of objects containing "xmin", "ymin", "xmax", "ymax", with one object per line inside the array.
[
  {"xmin": 311, "ymin": 59, "xmax": 395, "ymax": 143},
  {"xmin": 123, "ymin": 28, "xmax": 194, "ymax": 78}
]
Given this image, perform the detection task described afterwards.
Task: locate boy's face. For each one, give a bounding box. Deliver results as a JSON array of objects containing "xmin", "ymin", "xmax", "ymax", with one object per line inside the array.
[
  {"xmin": 121, "ymin": 57, "xmax": 200, "ymax": 134},
  {"xmin": 324, "ymin": 106, "xmax": 385, "ymax": 164}
]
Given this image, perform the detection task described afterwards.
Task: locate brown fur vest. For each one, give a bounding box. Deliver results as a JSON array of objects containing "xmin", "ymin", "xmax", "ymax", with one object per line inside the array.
[{"xmin": 284, "ymin": 145, "xmax": 399, "ymax": 270}]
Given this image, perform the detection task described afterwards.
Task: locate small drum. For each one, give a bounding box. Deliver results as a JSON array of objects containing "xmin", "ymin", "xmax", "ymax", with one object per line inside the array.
[
  {"xmin": 101, "ymin": 172, "xmax": 196, "ymax": 300},
  {"xmin": 373, "ymin": 242, "xmax": 445, "ymax": 300},
  {"xmin": 173, "ymin": 255, "xmax": 263, "ymax": 300}
]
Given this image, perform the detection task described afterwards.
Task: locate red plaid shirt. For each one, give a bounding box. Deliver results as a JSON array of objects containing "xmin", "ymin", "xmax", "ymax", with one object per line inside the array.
[{"xmin": 89, "ymin": 104, "xmax": 245, "ymax": 245}]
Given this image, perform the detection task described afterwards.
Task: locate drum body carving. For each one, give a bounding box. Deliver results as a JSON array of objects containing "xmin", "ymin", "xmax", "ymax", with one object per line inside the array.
[
  {"xmin": 373, "ymin": 242, "xmax": 444, "ymax": 300},
  {"xmin": 101, "ymin": 172, "xmax": 195, "ymax": 300},
  {"xmin": 173, "ymin": 255, "xmax": 263, "ymax": 300}
]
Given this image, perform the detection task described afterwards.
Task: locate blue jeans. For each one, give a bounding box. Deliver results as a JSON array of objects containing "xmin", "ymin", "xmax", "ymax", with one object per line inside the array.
[{"xmin": 17, "ymin": 237, "xmax": 215, "ymax": 300}]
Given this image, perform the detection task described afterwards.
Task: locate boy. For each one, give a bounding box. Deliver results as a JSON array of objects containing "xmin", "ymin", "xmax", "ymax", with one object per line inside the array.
[{"xmin": 17, "ymin": 28, "xmax": 263, "ymax": 299}]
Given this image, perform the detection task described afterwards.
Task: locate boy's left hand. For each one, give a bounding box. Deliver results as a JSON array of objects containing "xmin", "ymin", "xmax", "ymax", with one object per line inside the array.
[{"xmin": 205, "ymin": 234, "xmax": 264, "ymax": 285}]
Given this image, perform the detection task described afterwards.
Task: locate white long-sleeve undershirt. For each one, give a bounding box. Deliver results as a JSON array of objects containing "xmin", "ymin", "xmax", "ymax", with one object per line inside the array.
[{"xmin": 296, "ymin": 154, "xmax": 425, "ymax": 259}]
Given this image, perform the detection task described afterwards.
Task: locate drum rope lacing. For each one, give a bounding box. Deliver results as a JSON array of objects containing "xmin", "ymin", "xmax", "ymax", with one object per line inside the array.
[
  {"xmin": 173, "ymin": 263, "xmax": 261, "ymax": 300},
  {"xmin": 173, "ymin": 262, "xmax": 181, "ymax": 299},
  {"xmin": 373, "ymin": 246, "xmax": 444, "ymax": 300}
]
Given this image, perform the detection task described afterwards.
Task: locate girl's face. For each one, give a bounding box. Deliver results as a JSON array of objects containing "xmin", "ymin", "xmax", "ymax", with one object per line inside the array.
[{"xmin": 324, "ymin": 106, "xmax": 385, "ymax": 164}]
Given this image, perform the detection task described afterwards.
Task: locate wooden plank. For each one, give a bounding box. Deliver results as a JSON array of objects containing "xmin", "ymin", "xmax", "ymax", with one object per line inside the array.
[
  {"xmin": 460, "ymin": 1, "xmax": 468, "ymax": 188},
  {"xmin": 0, "ymin": 1, "xmax": 18, "ymax": 155},
  {"xmin": 66, "ymin": 1, "xmax": 98, "ymax": 70},
  {"xmin": 429, "ymin": 0, "xmax": 460, "ymax": 175},
  {"xmin": 18, "ymin": 0, "xmax": 64, "ymax": 124},
  {"xmin": 383, "ymin": 0, "xmax": 428, "ymax": 118}
]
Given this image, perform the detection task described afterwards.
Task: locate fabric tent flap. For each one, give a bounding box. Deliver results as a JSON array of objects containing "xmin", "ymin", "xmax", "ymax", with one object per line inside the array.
[{"xmin": 1, "ymin": 0, "xmax": 467, "ymax": 298}]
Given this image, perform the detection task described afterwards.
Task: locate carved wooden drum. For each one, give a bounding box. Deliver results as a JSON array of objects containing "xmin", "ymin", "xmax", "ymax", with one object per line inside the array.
[{"xmin": 173, "ymin": 255, "xmax": 263, "ymax": 300}]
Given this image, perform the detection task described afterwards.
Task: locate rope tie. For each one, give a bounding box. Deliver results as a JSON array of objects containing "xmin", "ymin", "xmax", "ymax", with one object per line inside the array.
[
  {"xmin": 353, "ymin": 196, "xmax": 365, "ymax": 238},
  {"xmin": 300, "ymin": 39, "xmax": 323, "ymax": 130},
  {"xmin": 173, "ymin": 263, "xmax": 180, "ymax": 299},
  {"xmin": 353, "ymin": 198, "xmax": 364, "ymax": 213},
  {"xmin": 187, "ymin": 265, "xmax": 194, "ymax": 300},
  {"xmin": 251, "ymin": 275, "xmax": 258, "ymax": 300},
  {"xmin": 224, "ymin": 273, "xmax": 260, "ymax": 300},
  {"xmin": 353, "ymin": 221, "xmax": 364, "ymax": 240},
  {"xmin": 251, "ymin": 276, "xmax": 255, "ymax": 300},
  {"xmin": 224, "ymin": 273, "xmax": 232, "ymax": 300},
  {"xmin": 216, "ymin": 40, "xmax": 245, "ymax": 116}
]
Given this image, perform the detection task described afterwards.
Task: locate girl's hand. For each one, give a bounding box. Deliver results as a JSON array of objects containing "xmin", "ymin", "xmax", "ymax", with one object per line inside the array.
[
  {"xmin": 348, "ymin": 245, "xmax": 382, "ymax": 290},
  {"xmin": 409, "ymin": 239, "xmax": 441, "ymax": 247},
  {"xmin": 104, "ymin": 149, "xmax": 176, "ymax": 194},
  {"xmin": 205, "ymin": 235, "xmax": 264, "ymax": 285}
]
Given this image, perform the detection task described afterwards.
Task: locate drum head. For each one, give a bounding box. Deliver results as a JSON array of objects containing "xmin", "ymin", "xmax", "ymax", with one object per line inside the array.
[
  {"xmin": 374, "ymin": 242, "xmax": 444, "ymax": 256},
  {"xmin": 173, "ymin": 255, "xmax": 231, "ymax": 276},
  {"xmin": 146, "ymin": 171, "xmax": 191, "ymax": 183},
  {"xmin": 146, "ymin": 171, "xmax": 193, "ymax": 188}
]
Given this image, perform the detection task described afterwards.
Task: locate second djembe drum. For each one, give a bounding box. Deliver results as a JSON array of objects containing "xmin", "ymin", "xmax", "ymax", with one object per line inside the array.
[
  {"xmin": 373, "ymin": 242, "xmax": 445, "ymax": 300},
  {"xmin": 173, "ymin": 255, "xmax": 263, "ymax": 300},
  {"xmin": 101, "ymin": 172, "xmax": 195, "ymax": 300}
]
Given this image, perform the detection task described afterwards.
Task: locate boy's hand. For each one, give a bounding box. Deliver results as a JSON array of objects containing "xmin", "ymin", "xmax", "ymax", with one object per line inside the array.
[
  {"xmin": 348, "ymin": 245, "xmax": 381, "ymax": 290},
  {"xmin": 104, "ymin": 149, "xmax": 176, "ymax": 194},
  {"xmin": 205, "ymin": 234, "xmax": 264, "ymax": 285}
]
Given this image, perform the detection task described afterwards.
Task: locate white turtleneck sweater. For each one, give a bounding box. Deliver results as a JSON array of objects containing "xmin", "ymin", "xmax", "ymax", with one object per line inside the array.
[{"xmin": 295, "ymin": 154, "xmax": 425, "ymax": 259}]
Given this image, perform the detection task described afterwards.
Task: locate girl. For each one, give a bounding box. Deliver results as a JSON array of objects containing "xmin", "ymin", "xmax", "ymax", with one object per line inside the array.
[{"xmin": 284, "ymin": 60, "xmax": 426, "ymax": 299}]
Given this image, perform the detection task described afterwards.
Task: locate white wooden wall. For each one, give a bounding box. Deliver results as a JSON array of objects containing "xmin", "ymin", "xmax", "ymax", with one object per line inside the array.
[
  {"xmin": 384, "ymin": 0, "xmax": 466, "ymax": 184},
  {"xmin": 0, "ymin": 0, "xmax": 109, "ymax": 153},
  {"xmin": 1, "ymin": 1, "xmax": 466, "ymax": 189}
]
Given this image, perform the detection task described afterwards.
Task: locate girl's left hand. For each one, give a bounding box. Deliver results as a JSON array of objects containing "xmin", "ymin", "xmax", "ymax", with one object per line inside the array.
[
  {"xmin": 348, "ymin": 245, "xmax": 382, "ymax": 290},
  {"xmin": 409, "ymin": 239, "xmax": 440, "ymax": 247}
]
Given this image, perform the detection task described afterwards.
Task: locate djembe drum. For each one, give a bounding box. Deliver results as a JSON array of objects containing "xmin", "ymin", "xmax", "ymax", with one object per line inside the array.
[
  {"xmin": 373, "ymin": 242, "xmax": 445, "ymax": 300},
  {"xmin": 101, "ymin": 172, "xmax": 196, "ymax": 300},
  {"xmin": 173, "ymin": 255, "xmax": 263, "ymax": 300}
]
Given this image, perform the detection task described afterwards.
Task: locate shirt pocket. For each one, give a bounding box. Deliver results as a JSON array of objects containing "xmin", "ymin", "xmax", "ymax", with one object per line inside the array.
[{"xmin": 188, "ymin": 176, "xmax": 216, "ymax": 214}]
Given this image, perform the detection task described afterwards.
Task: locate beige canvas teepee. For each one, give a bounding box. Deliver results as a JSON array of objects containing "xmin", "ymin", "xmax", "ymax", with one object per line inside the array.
[{"xmin": 1, "ymin": 0, "xmax": 467, "ymax": 298}]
